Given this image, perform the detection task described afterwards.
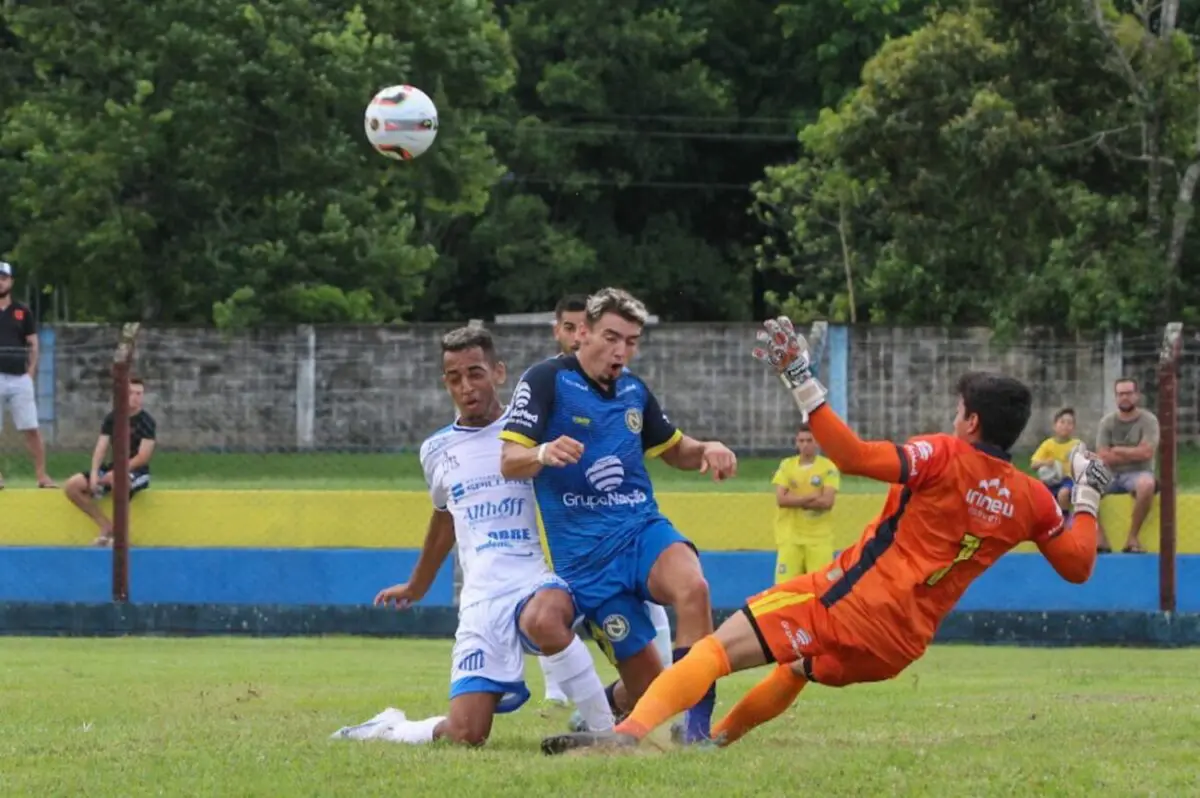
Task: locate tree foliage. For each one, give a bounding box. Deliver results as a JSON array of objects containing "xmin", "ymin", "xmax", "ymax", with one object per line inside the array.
[
  {"xmin": 3, "ymin": 0, "xmax": 1198, "ymax": 330},
  {"xmin": 756, "ymin": 0, "xmax": 1200, "ymax": 332},
  {"xmin": 0, "ymin": 0, "xmax": 512, "ymax": 326}
]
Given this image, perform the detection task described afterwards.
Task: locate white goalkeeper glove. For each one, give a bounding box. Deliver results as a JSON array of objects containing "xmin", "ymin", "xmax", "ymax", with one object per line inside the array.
[
  {"xmin": 751, "ymin": 316, "xmax": 828, "ymax": 417},
  {"xmin": 1068, "ymin": 443, "xmax": 1114, "ymax": 518}
]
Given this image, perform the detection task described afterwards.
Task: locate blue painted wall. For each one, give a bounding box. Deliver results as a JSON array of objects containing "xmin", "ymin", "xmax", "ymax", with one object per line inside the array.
[
  {"xmin": 0, "ymin": 548, "xmax": 456, "ymax": 606},
  {"xmin": 1, "ymin": 548, "xmax": 1194, "ymax": 612}
]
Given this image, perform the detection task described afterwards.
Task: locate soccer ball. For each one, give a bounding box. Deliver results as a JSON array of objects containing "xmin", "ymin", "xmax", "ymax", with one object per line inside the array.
[{"xmin": 364, "ymin": 85, "xmax": 439, "ymax": 160}]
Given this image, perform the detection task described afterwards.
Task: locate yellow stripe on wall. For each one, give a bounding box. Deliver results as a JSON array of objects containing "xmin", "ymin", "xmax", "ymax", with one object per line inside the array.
[{"xmin": 0, "ymin": 490, "xmax": 1184, "ymax": 552}]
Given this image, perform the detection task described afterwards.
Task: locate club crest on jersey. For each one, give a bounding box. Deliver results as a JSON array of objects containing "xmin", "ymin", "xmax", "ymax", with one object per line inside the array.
[
  {"xmin": 602, "ymin": 614, "xmax": 630, "ymax": 642},
  {"xmin": 625, "ymin": 408, "xmax": 643, "ymax": 434}
]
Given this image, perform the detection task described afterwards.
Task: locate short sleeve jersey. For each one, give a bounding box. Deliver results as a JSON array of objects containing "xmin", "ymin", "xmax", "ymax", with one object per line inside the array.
[
  {"xmin": 771, "ymin": 455, "xmax": 840, "ymax": 545},
  {"xmin": 419, "ymin": 415, "xmax": 551, "ymax": 609},
  {"xmin": 0, "ymin": 302, "xmax": 35, "ymax": 376},
  {"xmin": 820, "ymin": 434, "xmax": 1064, "ymax": 659},
  {"xmin": 101, "ymin": 410, "xmax": 158, "ymax": 472},
  {"xmin": 499, "ymin": 356, "xmax": 682, "ymax": 580}
]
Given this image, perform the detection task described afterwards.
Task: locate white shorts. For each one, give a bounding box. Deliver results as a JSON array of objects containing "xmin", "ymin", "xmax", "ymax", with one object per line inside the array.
[
  {"xmin": 449, "ymin": 573, "xmax": 577, "ymax": 714},
  {"xmin": 0, "ymin": 373, "xmax": 38, "ymax": 432}
]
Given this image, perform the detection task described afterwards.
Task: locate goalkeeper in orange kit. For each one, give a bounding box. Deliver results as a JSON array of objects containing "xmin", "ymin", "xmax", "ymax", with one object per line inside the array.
[{"xmin": 541, "ymin": 317, "xmax": 1114, "ymax": 754}]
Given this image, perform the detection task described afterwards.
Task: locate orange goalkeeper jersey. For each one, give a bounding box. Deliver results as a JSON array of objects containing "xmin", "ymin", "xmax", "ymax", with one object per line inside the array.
[{"xmin": 805, "ymin": 406, "xmax": 1092, "ymax": 662}]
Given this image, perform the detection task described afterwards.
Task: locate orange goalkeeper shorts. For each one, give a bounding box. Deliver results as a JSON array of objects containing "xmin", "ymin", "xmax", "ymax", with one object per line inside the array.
[{"xmin": 741, "ymin": 572, "xmax": 912, "ymax": 687}]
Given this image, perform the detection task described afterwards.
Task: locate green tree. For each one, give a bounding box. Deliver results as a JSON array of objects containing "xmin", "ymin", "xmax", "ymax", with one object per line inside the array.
[
  {"xmin": 756, "ymin": 0, "xmax": 1200, "ymax": 332},
  {"xmin": 0, "ymin": 0, "xmax": 514, "ymax": 326}
]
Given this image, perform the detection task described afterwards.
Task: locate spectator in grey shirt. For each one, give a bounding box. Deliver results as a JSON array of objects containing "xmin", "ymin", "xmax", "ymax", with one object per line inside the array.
[{"xmin": 1095, "ymin": 377, "xmax": 1159, "ymax": 554}]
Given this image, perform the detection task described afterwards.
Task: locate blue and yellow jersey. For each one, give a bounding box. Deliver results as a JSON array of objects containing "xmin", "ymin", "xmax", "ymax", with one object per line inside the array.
[{"xmin": 499, "ymin": 355, "xmax": 682, "ymax": 581}]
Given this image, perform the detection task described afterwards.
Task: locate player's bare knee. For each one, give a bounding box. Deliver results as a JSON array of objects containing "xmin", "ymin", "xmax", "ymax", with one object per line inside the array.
[
  {"xmin": 519, "ymin": 591, "xmax": 575, "ymax": 654},
  {"xmin": 672, "ymin": 572, "xmax": 711, "ymax": 616},
  {"xmin": 63, "ymin": 474, "xmax": 87, "ymax": 497},
  {"xmin": 442, "ymin": 715, "xmax": 490, "ymax": 747}
]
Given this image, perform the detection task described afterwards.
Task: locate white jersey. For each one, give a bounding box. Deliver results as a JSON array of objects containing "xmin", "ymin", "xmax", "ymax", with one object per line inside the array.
[{"xmin": 419, "ymin": 413, "xmax": 553, "ymax": 610}]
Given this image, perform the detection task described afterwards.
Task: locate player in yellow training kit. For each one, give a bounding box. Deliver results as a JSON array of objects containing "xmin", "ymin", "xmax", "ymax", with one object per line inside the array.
[{"xmin": 770, "ymin": 423, "xmax": 839, "ymax": 582}]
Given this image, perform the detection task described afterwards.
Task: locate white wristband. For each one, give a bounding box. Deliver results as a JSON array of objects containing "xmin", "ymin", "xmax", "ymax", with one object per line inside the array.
[{"xmin": 536, "ymin": 443, "xmax": 548, "ymax": 466}]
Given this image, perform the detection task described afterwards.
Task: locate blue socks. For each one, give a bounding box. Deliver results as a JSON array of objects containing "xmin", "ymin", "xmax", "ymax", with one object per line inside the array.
[{"xmin": 674, "ymin": 645, "xmax": 716, "ymax": 743}]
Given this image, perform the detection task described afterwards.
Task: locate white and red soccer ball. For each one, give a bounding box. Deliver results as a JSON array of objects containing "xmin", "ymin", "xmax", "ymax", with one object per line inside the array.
[{"xmin": 364, "ymin": 85, "xmax": 439, "ymax": 160}]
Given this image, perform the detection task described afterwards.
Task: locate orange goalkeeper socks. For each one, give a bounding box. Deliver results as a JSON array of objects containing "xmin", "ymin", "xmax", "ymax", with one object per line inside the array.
[
  {"xmin": 711, "ymin": 663, "xmax": 807, "ymax": 746},
  {"xmin": 614, "ymin": 635, "xmax": 731, "ymax": 740}
]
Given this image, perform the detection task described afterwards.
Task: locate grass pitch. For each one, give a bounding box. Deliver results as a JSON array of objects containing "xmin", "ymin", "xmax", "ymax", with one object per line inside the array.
[{"xmin": 3, "ymin": 637, "xmax": 1199, "ymax": 796}]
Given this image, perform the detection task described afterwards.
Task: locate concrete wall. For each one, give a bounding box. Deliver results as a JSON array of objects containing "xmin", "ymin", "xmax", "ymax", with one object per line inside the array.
[{"xmin": 27, "ymin": 323, "xmax": 1195, "ymax": 452}]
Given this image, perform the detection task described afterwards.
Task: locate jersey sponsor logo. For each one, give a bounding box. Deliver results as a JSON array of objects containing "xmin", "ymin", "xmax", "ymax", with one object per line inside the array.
[
  {"xmin": 572, "ymin": 415, "xmax": 591, "ymax": 427},
  {"xmin": 487, "ymin": 527, "xmax": 534, "ymax": 542},
  {"xmin": 474, "ymin": 527, "xmax": 537, "ymax": 554},
  {"xmin": 625, "ymin": 408, "xmax": 643, "ymax": 434},
  {"xmin": 966, "ymin": 477, "xmax": 1014, "ymax": 523},
  {"xmin": 464, "ymin": 496, "xmax": 528, "ymax": 523},
  {"xmin": 780, "ymin": 619, "xmax": 812, "ymax": 657},
  {"xmin": 450, "ymin": 474, "xmax": 528, "ymax": 502},
  {"xmin": 456, "ymin": 649, "xmax": 485, "ymax": 672},
  {"xmin": 586, "ymin": 455, "xmax": 625, "ymax": 492},
  {"xmin": 904, "ymin": 440, "xmax": 934, "ymax": 477},
  {"xmin": 508, "ymin": 381, "xmax": 539, "ymax": 427},
  {"xmin": 562, "ymin": 454, "xmax": 649, "ymax": 509}
]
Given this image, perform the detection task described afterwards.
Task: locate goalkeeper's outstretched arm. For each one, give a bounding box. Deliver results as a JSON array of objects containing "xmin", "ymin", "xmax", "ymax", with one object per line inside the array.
[
  {"xmin": 1035, "ymin": 446, "xmax": 1109, "ymax": 585},
  {"xmin": 805, "ymin": 404, "xmax": 905, "ymax": 484},
  {"xmin": 1037, "ymin": 515, "xmax": 1097, "ymax": 585}
]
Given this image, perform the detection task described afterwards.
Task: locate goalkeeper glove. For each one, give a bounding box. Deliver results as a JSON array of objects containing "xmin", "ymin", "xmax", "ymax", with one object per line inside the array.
[
  {"xmin": 1068, "ymin": 443, "xmax": 1114, "ymax": 518},
  {"xmin": 752, "ymin": 316, "xmax": 828, "ymax": 417}
]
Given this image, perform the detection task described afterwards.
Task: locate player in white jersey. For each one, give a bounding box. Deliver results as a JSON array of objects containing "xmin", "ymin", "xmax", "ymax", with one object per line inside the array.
[
  {"xmin": 540, "ymin": 294, "xmax": 675, "ymax": 714},
  {"xmin": 330, "ymin": 326, "xmax": 614, "ymax": 746}
]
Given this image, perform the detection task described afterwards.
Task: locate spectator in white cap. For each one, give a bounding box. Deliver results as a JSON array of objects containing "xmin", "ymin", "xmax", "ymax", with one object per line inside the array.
[{"xmin": 0, "ymin": 260, "xmax": 56, "ymax": 489}]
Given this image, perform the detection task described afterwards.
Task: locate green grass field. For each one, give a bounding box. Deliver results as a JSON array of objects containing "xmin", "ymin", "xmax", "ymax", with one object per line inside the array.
[
  {"xmin": 2, "ymin": 445, "xmax": 1199, "ymax": 491},
  {"xmin": 3, "ymin": 637, "xmax": 1198, "ymax": 796}
]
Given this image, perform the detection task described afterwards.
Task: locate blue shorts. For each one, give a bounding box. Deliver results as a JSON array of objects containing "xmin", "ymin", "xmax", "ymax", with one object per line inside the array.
[
  {"xmin": 1045, "ymin": 478, "xmax": 1074, "ymax": 494},
  {"xmin": 568, "ymin": 518, "xmax": 692, "ymax": 663}
]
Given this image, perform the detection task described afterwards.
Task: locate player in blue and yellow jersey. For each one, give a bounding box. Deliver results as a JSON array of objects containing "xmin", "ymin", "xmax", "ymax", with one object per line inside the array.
[{"xmin": 499, "ymin": 287, "xmax": 738, "ymax": 745}]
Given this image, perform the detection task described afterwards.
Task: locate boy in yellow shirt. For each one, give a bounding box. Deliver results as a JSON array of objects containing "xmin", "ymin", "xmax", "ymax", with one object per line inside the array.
[
  {"xmin": 1030, "ymin": 407, "xmax": 1081, "ymax": 513},
  {"xmin": 771, "ymin": 424, "xmax": 839, "ymax": 583}
]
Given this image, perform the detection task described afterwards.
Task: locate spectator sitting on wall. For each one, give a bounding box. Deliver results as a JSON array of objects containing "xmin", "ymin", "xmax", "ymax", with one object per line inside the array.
[
  {"xmin": 1030, "ymin": 407, "xmax": 1081, "ymax": 516},
  {"xmin": 770, "ymin": 423, "xmax": 840, "ymax": 584},
  {"xmin": 63, "ymin": 377, "xmax": 157, "ymax": 547},
  {"xmin": 0, "ymin": 260, "xmax": 55, "ymax": 489},
  {"xmin": 1095, "ymin": 377, "xmax": 1159, "ymax": 554}
]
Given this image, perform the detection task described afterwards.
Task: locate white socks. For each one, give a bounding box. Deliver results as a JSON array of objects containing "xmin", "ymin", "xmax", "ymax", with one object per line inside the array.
[
  {"xmin": 646, "ymin": 601, "xmax": 672, "ymax": 666},
  {"xmin": 542, "ymin": 636, "xmax": 614, "ymax": 732},
  {"xmin": 539, "ymin": 655, "xmax": 568, "ymax": 703},
  {"xmin": 330, "ymin": 708, "xmax": 444, "ymax": 744},
  {"xmin": 379, "ymin": 715, "xmax": 444, "ymax": 744}
]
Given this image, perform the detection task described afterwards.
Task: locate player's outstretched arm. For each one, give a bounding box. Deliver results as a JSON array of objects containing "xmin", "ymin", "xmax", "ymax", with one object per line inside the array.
[
  {"xmin": 750, "ymin": 317, "xmax": 903, "ymax": 484},
  {"xmin": 806, "ymin": 406, "xmax": 904, "ymax": 483},
  {"xmin": 1036, "ymin": 445, "xmax": 1112, "ymax": 584},
  {"xmin": 659, "ymin": 434, "xmax": 737, "ymax": 480},
  {"xmin": 375, "ymin": 509, "xmax": 455, "ymax": 607}
]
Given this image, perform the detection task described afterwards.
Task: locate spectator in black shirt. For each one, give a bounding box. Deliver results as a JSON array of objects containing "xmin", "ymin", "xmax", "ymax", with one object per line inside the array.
[
  {"xmin": 0, "ymin": 261, "xmax": 55, "ymax": 489},
  {"xmin": 63, "ymin": 377, "xmax": 158, "ymax": 546}
]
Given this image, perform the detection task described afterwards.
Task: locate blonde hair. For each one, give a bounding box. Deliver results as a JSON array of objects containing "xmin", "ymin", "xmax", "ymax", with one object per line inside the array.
[{"xmin": 586, "ymin": 287, "xmax": 649, "ymax": 327}]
